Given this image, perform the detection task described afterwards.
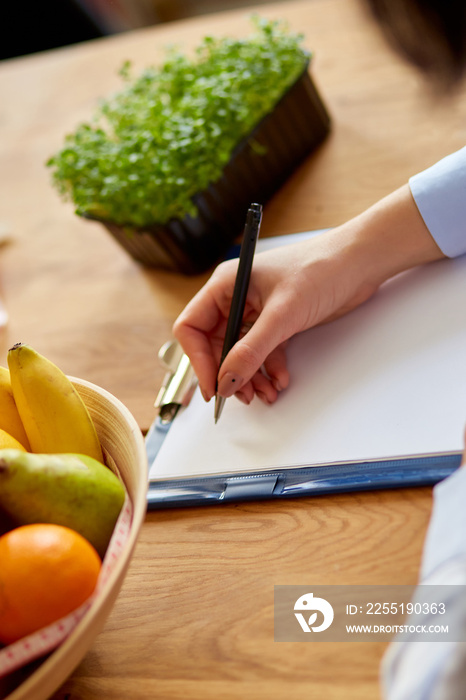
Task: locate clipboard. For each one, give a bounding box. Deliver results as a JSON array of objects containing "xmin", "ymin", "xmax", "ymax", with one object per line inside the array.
[{"xmin": 145, "ymin": 231, "xmax": 465, "ymax": 509}]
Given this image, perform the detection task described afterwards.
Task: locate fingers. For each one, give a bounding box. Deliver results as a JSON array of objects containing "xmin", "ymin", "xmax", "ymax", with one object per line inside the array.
[
  {"xmin": 230, "ymin": 342, "xmax": 289, "ymax": 405},
  {"xmin": 216, "ymin": 300, "xmax": 293, "ymax": 398},
  {"xmin": 251, "ymin": 370, "xmax": 279, "ymax": 405},
  {"xmin": 173, "ymin": 323, "xmax": 219, "ymax": 401},
  {"xmin": 173, "ymin": 253, "xmax": 298, "ymax": 405},
  {"xmin": 173, "ymin": 267, "xmax": 235, "ymax": 400},
  {"xmin": 263, "ymin": 341, "xmax": 290, "ymax": 393},
  {"xmin": 175, "ymin": 300, "xmax": 291, "ymax": 406},
  {"xmin": 250, "ymin": 342, "xmax": 290, "ymax": 404}
]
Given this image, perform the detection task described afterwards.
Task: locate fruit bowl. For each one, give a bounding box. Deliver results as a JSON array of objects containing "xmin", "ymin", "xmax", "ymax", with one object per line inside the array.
[{"xmin": 0, "ymin": 377, "xmax": 148, "ymax": 700}]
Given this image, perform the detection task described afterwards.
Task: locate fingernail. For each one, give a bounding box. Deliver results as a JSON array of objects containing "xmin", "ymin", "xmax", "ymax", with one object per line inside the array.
[
  {"xmin": 272, "ymin": 378, "xmax": 283, "ymax": 392},
  {"xmin": 200, "ymin": 387, "xmax": 211, "ymax": 402},
  {"xmin": 256, "ymin": 391, "xmax": 272, "ymax": 405},
  {"xmin": 235, "ymin": 392, "xmax": 251, "ymax": 405},
  {"xmin": 217, "ymin": 371, "xmax": 243, "ymax": 398}
]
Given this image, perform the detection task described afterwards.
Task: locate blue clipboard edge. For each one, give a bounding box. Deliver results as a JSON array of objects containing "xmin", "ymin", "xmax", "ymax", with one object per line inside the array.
[{"xmin": 146, "ymin": 416, "xmax": 462, "ymax": 509}]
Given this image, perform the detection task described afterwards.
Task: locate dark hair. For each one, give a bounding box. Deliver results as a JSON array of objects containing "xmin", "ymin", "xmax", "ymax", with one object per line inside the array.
[{"xmin": 363, "ymin": 0, "xmax": 466, "ymax": 87}]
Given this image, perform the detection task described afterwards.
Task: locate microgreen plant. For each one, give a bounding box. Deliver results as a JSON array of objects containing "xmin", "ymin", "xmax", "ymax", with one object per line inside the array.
[{"xmin": 47, "ymin": 18, "xmax": 309, "ymax": 227}]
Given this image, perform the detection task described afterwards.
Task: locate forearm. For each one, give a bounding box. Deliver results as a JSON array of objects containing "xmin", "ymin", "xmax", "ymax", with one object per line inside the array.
[
  {"xmin": 331, "ymin": 184, "xmax": 445, "ymax": 290},
  {"xmin": 351, "ymin": 147, "xmax": 466, "ymax": 281}
]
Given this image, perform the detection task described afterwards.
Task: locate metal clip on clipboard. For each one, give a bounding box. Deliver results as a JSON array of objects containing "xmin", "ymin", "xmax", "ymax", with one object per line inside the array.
[
  {"xmin": 145, "ymin": 340, "xmax": 197, "ymax": 466},
  {"xmin": 154, "ymin": 340, "xmax": 197, "ymax": 423}
]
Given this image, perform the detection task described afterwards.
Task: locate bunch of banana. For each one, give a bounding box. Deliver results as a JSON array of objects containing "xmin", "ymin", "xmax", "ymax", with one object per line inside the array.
[
  {"xmin": 7, "ymin": 343, "xmax": 103, "ymax": 462},
  {"xmin": 0, "ymin": 366, "xmax": 30, "ymax": 450},
  {"xmin": 0, "ymin": 343, "xmax": 126, "ymax": 557}
]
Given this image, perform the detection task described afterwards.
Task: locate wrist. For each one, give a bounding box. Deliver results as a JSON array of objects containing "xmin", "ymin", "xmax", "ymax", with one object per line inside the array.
[{"xmin": 336, "ymin": 184, "xmax": 446, "ymax": 287}]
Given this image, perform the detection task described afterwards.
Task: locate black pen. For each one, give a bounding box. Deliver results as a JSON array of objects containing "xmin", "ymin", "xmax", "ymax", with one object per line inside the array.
[{"xmin": 214, "ymin": 202, "xmax": 262, "ymax": 423}]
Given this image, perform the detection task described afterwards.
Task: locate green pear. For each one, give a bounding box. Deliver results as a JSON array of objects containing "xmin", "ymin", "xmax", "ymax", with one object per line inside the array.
[{"xmin": 0, "ymin": 449, "xmax": 126, "ymax": 557}]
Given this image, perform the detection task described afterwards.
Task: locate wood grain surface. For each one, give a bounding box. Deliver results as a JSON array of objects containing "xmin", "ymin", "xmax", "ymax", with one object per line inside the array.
[{"xmin": 1, "ymin": 0, "xmax": 464, "ymax": 696}]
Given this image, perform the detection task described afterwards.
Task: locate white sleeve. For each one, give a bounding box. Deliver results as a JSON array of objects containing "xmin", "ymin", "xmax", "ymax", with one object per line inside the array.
[
  {"xmin": 420, "ymin": 466, "xmax": 466, "ymax": 581},
  {"xmin": 381, "ymin": 467, "xmax": 466, "ymax": 700},
  {"xmin": 409, "ymin": 148, "xmax": 466, "ymax": 258}
]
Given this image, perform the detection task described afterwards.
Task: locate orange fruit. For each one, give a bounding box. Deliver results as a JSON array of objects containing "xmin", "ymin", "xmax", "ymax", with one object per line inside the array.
[
  {"xmin": 0, "ymin": 428, "xmax": 26, "ymax": 451},
  {"xmin": 0, "ymin": 523, "xmax": 101, "ymax": 644}
]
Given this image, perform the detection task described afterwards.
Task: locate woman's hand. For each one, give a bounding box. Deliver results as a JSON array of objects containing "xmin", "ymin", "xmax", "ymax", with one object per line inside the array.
[
  {"xmin": 174, "ymin": 233, "xmax": 377, "ymax": 404},
  {"xmin": 173, "ymin": 185, "xmax": 444, "ymax": 405}
]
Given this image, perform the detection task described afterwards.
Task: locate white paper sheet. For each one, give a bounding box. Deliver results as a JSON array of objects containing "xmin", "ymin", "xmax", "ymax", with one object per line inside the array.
[{"xmin": 150, "ymin": 244, "xmax": 466, "ymax": 481}]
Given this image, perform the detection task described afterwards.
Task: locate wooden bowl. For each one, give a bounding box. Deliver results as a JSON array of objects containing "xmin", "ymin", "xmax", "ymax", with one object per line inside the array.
[{"xmin": 2, "ymin": 377, "xmax": 148, "ymax": 700}]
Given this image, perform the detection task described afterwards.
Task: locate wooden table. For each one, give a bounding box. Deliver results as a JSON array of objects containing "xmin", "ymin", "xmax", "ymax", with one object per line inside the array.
[{"xmin": 1, "ymin": 0, "xmax": 466, "ymax": 697}]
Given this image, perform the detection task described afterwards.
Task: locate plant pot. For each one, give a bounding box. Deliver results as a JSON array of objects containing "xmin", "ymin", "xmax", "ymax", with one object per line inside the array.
[{"xmin": 87, "ymin": 66, "xmax": 331, "ymax": 275}]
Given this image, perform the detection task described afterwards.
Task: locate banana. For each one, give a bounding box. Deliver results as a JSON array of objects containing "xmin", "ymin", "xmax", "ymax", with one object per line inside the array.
[
  {"xmin": 7, "ymin": 344, "xmax": 103, "ymax": 463},
  {"xmin": 0, "ymin": 366, "xmax": 31, "ymax": 450}
]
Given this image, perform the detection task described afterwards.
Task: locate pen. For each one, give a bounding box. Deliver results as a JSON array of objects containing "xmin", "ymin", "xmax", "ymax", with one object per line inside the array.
[{"xmin": 214, "ymin": 202, "xmax": 262, "ymax": 423}]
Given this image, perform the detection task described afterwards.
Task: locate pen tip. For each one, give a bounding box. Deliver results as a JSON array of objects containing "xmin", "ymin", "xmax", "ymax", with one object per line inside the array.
[{"xmin": 214, "ymin": 394, "xmax": 225, "ymax": 424}]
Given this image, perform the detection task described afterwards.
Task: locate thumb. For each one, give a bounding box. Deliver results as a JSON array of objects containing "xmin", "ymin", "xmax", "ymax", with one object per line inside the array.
[{"xmin": 216, "ymin": 303, "xmax": 293, "ymax": 397}]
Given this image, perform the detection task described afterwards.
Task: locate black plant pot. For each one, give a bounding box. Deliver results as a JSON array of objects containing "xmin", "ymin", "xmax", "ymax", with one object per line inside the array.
[{"xmin": 88, "ymin": 66, "xmax": 331, "ymax": 275}]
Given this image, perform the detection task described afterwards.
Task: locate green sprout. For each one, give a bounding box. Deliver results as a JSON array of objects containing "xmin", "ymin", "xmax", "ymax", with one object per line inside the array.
[{"xmin": 47, "ymin": 17, "xmax": 309, "ymax": 227}]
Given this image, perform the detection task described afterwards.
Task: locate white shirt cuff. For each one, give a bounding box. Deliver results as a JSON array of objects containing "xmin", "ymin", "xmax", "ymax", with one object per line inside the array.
[{"xmin": 410, "ymin": 148, "xmax": 466, "ymax": 258}]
